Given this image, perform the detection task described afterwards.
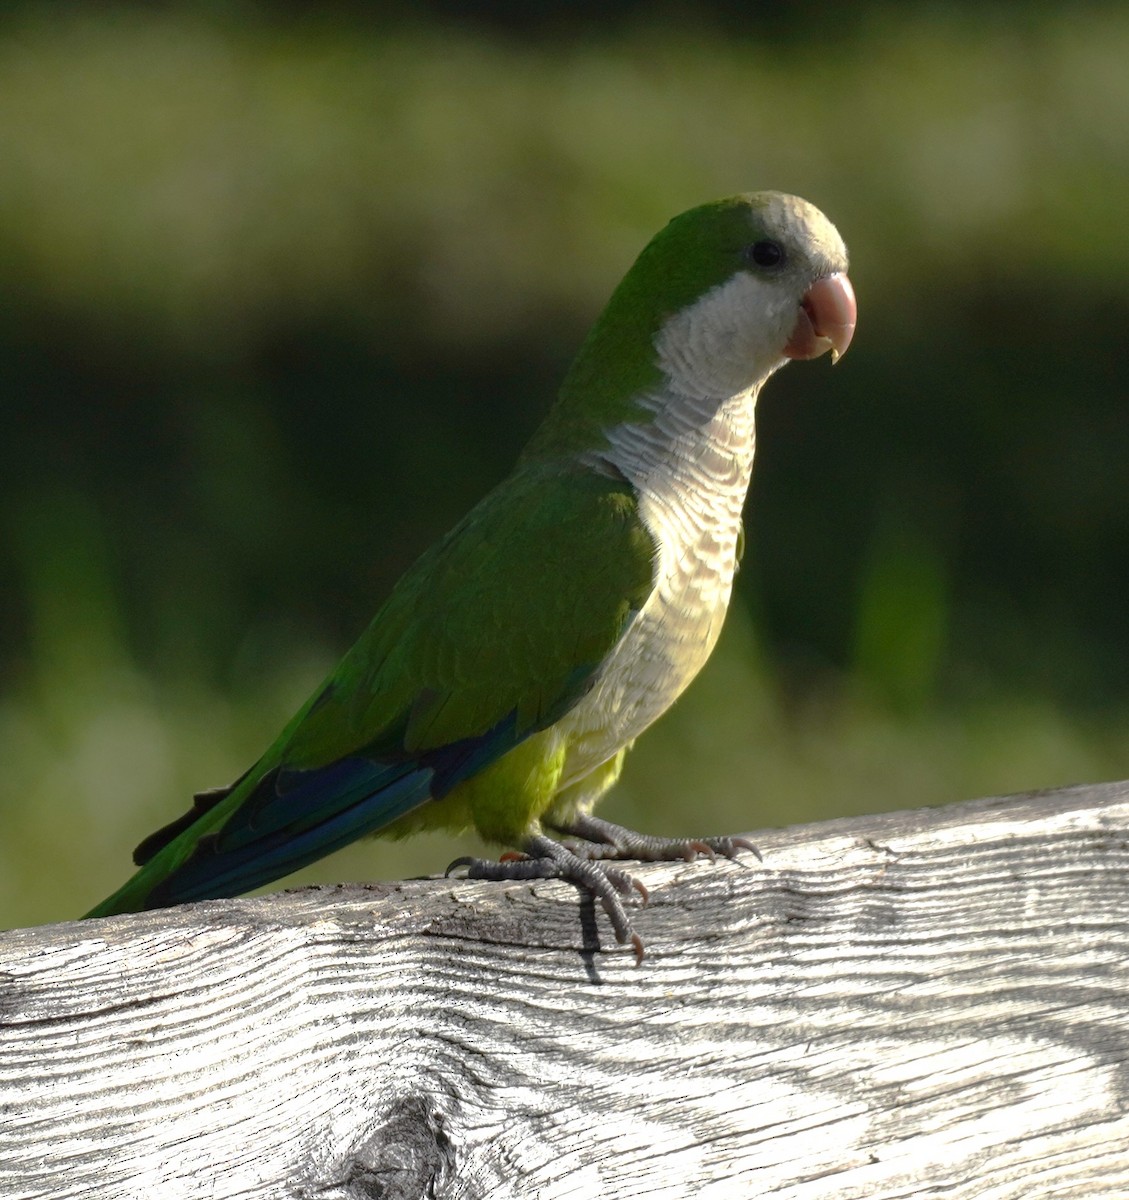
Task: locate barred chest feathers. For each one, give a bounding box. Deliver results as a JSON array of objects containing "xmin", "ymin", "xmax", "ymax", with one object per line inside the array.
[{"xmin": 559, "ymin": 386, "xmax": 758, "ymax": 786}]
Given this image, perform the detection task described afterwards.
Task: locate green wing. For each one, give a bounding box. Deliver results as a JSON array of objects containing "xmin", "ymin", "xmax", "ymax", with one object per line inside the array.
[
  {"xmin": 87, "ymin": 461, "xmax": 657, "ymax": 915},
  {"xmin": 306, "ymin": 460, "xmax": 656, "ymax": 758}
]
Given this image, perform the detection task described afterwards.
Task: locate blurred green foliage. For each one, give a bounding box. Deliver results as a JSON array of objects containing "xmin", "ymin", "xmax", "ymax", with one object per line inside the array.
[{"xmin": 3, "ymin": 4, "xmax": 1129, "ymax": 928}]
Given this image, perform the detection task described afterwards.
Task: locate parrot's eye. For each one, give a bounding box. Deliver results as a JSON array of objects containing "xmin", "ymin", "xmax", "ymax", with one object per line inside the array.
[{"xmin": 745, "ymin": 240, "xmax": 785, "ymax": 269}]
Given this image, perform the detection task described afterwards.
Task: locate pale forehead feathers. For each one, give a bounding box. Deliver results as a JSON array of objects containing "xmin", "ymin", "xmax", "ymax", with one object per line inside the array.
[{"xmin": 751, "ymin": 191, "xmax": 848, "ymax": 275}]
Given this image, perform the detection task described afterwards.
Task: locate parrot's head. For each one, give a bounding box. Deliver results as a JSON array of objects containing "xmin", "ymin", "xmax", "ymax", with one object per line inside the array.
[
  {"xmin": 645, "ymin": 191, "xmax": 856, "ymax": 400},
  {"xmin": 528, "ymin": 191, "xmax": 855, "ymax": 459}
]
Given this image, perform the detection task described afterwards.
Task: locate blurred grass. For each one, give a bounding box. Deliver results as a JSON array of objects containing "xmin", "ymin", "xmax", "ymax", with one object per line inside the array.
[
  {"xmin": 3, "ymin": 7, "xmax": 1128, "ymax": 340},
  {"xmin": 3, "ymin": 5, "xmax": 1129, "ymax": 928}
]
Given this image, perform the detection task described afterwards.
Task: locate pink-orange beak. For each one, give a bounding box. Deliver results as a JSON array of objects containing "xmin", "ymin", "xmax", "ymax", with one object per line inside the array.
[{"xmin": 783, "ymin": 272, "xmax": 856, "ymax": 363}]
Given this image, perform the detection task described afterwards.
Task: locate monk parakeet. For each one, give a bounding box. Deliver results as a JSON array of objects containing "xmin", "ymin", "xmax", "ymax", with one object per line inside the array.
[{"xmin": 86, "ymin": 192, "xmax": 855, "ymax": 958}]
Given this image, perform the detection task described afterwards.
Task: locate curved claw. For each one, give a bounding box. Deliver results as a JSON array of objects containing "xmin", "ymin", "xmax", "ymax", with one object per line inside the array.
[
  {"xmin": 600, "ymin": 863, "xmax": 642, "ymax": 897},
  {"xmin": 630, "ymin": 933, "xmax": 645, "ymax": 966},
  {"xmin": 445, "ymin": 855, "xmax": 475, "ymax": 878},
  {"xmin": 731, "ymin": 837, "xmax": 763, "ymax": 862},
  {"xmin": 690, "ymin": 835, "xmax": 762, "ymax": 862}
]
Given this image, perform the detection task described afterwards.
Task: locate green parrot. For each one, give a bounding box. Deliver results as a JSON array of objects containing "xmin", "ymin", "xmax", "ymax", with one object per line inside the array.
[{"xmin": 85, "ymin": 192, "xmax": 855, "ymax": 958}]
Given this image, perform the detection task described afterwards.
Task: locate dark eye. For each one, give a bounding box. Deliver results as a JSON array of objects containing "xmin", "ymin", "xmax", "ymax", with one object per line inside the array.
[{"xmin": 745, "ymin": 240, "xmax": 785, "ymax": 268}]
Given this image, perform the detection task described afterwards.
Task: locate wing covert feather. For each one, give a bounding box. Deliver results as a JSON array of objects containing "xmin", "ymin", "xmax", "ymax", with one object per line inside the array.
[{"xmin": 283, "ymin": 461, "xmax": 657, "ymax": 770}]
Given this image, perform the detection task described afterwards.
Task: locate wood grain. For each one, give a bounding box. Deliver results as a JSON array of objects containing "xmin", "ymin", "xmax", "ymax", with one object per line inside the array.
[{"xmin": 2, "ymin": 780, "xmax": 1129, "ymax": 1198}]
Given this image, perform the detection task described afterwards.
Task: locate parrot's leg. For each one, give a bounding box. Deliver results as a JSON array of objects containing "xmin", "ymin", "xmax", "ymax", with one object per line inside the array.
[
  {"xmin": 450, "ymin": 836, "xmax": 648, "ymax": 962},
  {"xmin": 548, "ymin": 812, "xmax": 760, "ymax": 864}
]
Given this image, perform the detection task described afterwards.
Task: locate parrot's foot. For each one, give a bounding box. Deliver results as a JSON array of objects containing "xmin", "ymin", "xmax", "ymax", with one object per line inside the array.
[
  {"xmin": 448, "ymin": 820, "xmax": 758, "ymax": 963},
  {"xmin": 449, "ymin": 835, "xmax": 648, "ymax": 963},
  {"xmin": 548, "ymin": 813, "xmax": 761, "ymax": 865}
]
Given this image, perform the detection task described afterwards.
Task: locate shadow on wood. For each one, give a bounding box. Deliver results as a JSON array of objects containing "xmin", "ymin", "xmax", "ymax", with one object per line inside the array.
[{"xmin": 2, "ymin": 780, "xmax": 1129, "ymax": 1198}]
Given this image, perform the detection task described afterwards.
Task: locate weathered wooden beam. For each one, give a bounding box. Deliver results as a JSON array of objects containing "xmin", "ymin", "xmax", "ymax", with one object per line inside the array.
[{"xmin": 3, "ymin": 780, "xmax": 1129, "ymax": 1199}]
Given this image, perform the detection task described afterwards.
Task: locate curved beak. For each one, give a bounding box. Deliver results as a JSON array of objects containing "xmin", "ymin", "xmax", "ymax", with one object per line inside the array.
[{"xmin": 783, "ymin": 272, "xmax": 857, "ymax": 364}]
